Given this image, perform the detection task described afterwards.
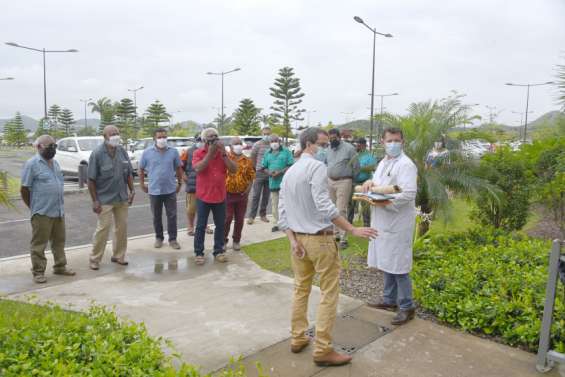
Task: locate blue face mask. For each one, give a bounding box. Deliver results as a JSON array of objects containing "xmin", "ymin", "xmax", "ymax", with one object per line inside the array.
[
  {"xmin": 314, "ymin": 147, "xmax": 327, "ymax": 162},
  {"xmin": 385, "ymin": 142, "xmax": 402, "ymax": 158}
]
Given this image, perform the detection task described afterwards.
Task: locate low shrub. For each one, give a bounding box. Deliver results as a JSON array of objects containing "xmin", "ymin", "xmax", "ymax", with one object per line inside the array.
[
  {"xmin": 0, "ymin": 300, "xmax": 266, "ymax": 376},
  {"xmin": 412, "ymin": 228, "xmax": 565, "ymax": 352}
]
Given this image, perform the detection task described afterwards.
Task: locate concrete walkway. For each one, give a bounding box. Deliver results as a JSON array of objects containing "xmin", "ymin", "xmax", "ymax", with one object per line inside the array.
[{"xmin": 0, "ymin": 219, "xmax": 559, "ymax": 376}]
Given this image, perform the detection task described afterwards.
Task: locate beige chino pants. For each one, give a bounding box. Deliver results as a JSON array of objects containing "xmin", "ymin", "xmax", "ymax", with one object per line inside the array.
[
  {"xmin": 291, "ymin": 234, "xmax": 341, "ymax": 357},
  {"xmin": 90, "ymin": 202, "xmax": 129, "ymax": 263}
]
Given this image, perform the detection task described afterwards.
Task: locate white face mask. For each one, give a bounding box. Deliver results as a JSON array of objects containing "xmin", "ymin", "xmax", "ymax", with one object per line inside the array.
[
  {"xmin": 270, "ymin": 142, "xmax": 280, "ymax": 150},
  {"xmin": 108, "ymin": 135, "xmax": 121, "ymax": 147},
  {"xmin": 232, "ymin": 145, "xmax": 243, "ymax": 155},
  {"xmin": 156, "ymin": 137, "xmax": 168, "ymax": 149},
  {"xmin": 196, "ymin": 142, "xmax": 203, "ymax": 149}
]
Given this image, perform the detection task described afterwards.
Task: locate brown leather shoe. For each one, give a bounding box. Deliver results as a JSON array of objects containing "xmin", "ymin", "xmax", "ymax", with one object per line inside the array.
[
  {"xmin": 111, "ymin": 257, "xmax": 129, "ymax": 266},
  {"xmin": 391, "ymin": 308, "xmax": 416, "ymax": 325},
  {"xmin": 290, "ymin": 341, "xmax": 309, "ymax": 354},
  {"xmin": 313, "ymin": 351, "xmax": 352, "ymax": 367},
  {"xmin": 367, "ymin": 300, "xmax": 398, "ymax": 311}
]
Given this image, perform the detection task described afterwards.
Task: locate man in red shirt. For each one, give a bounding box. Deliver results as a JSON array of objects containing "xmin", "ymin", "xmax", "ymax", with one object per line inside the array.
[{"xmin": 192, "ymin": 128, "xmax": 237, "ymax": 265}]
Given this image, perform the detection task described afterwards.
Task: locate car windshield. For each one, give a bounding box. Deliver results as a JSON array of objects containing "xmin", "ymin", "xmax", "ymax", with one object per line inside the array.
[{"xmin": 78, "ymin": 139, "xmax": 103, "ymax": 151}]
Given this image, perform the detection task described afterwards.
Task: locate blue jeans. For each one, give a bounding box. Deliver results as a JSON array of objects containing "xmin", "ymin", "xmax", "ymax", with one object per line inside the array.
[
  {"xmin": 383, "ymin": 272, "xmax": 414, "ymax": 311},
  {"xmin": 194, "ymin": 199, "xmax": 226, "ymax": 256}
]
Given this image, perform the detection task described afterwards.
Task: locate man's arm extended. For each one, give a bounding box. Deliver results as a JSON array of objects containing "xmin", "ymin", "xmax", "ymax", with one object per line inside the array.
[{"xmin": 20, "ymin": 186, "xmax": 30, "ymax": 208}]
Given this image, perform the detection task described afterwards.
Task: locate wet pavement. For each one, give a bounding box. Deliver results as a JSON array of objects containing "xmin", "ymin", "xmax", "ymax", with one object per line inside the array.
[{"xmin": 1, "ymin": 219, "xmax": 558, "ymax": 376}]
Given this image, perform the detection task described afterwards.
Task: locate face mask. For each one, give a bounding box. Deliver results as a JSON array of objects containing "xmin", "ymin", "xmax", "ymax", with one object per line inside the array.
[
  {"xmin": 330, "ymin": 139, "xmax": 340, "ymax": 149},
  {"xmin": 270, "ymin": 142, "xmax": 280, "ymax": 150},
  {"xmin": 206, "ymin": 136, "xmax": 218, "ymax": 145},
  {"xmin": 232, "ymin": 145, "xmax": 243, "ymax": 155},
  {"xmin": 107, "ymin": 135, "xmax": 121, "ymax": 147},
  {"xmin": 196, "ymin": 142, "xmax": 203, "ymax": 149},
  {"xmin": 156, "ymin": 137, "xmax": 168, "ymax": 149},
  {"xmin": 41, "ymin": 145, "xmax": 56, "ymax": 160},
  {"xmin": 263, "ymin": 135, "xmax": 271, "ymax": 142},
  {"xmin": 385, "ymin": 141, "xmax": 403, "ymax": 157},
  {"xmin": 314, "ymin": 146, "xmax": 327, "ymax": 162}
]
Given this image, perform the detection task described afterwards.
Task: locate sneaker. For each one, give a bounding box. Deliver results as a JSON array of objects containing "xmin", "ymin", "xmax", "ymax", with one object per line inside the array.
[
  {"xmin": 187, "ymin": 230, "xmax": 195, "ymax": 236},
  {"xmin": 313, "ymin": 351, "xmax": 352, "ymax": 367},
  {"xmin": 247, "ymin": 218, "xmax": 254, "ymax": 225},
  {"xmin": 89, "ymin": 261, "xmax": 100, "ymax": 270},
  {"xmin": 53, "ymin": 268, "xmax": 76, "ymax": 276},
  {"xmin": 169, "ymin": 240, "xmax": 181, "ymax": 250},
  {"xmin": 154, "ymin": 239, "xmax": 164, "ymax": 248},
  {"xmin": 215, "ymin": 253, "xmax": 228, "ymax": 263},
  {"xmin": 195, "ymin": 255, "xmax": 206, "ymax": 265},
  {"xmin": 391, "ymin": 308, "xmax": 416, "ymax": 325},
  {"xmin": 233, "ymin": 242, "xmax": 241, "ymax": 251},
  {"xmin": 260, "ymin": 216, "xmax": 270, "ymax": 223},
  {"xmin": 271, "ymin": 226, "xmax": 279, "ymax": 232},
  {"xmin": 110, "ymin": 257, "xmax": 129, "ymax": 266},
  {"xmin": 33, "ymin": 275, "xmax": 47, "ymax": 284}
]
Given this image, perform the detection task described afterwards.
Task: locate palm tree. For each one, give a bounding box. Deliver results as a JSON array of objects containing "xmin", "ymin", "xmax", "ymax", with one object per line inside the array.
[
  {"xmin": 88, "ymin": 97, "xmax": 112, "ymax": 118},
  {"xmin": 384, "ymin": 92, "xmax": 498, "ymax": 234}
]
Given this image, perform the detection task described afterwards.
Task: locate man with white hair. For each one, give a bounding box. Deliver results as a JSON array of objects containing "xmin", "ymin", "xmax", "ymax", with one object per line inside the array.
[
  {"xmin": 20, "ymin": 135, "xmax": 75, "ymax": 283},
  {"xmin": 87, "ymin": 125, "xmax": 135, "ymax": 270},
  {"xmin": 192, "ymin": 128, "xmax": 237, "ymax": 265}
]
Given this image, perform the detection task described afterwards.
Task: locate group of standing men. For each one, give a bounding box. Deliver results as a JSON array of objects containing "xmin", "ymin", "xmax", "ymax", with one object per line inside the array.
[{"xmin": 20, "ymin": 123, "xmax": 418, "ymax": 369}]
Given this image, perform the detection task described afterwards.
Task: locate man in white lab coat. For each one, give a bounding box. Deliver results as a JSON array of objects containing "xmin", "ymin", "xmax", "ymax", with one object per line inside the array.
[{"xmin": 363, "ymin": 127, "xmax": 418, "ymax": 325}]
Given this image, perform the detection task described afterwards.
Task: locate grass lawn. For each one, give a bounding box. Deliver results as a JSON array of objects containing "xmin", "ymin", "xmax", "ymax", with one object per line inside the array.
[
  {"xmin": 243, "ymin": 197, "xmax": 476, "ymax": 275},
  {"xmin": 0, "ymin": 298, "xmax": 78, "ymax": 328}
]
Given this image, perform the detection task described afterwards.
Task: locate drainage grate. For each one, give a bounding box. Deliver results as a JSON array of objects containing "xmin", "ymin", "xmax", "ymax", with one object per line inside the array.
[{"xmin": 302, "ymin": 307, "xmax": 391, "ymax": 356}]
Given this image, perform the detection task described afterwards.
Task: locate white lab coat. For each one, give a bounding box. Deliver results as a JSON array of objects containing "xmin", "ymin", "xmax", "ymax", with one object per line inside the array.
[{"xmin": 367, "ymin": 152, "xmax": 418, "ymax": 274}]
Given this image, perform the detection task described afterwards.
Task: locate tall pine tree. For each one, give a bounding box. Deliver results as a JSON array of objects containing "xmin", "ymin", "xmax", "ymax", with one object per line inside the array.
[
  {"xmin": 116, "ymin": 98, "xmax": 137, "ymax": 141},
  {"xmin": 232, "ymin": 98, "xmax": 261, "ymax": 136},
  {"xmin": 34, "ymin": 117, "xmax": 49, "ymax": 139},
  {"xmin": 4, "ymin": 112, "xmax": 27, "ymax": 145},
  {"xmin": 269, "ymin": 66, "xmax": 306, "ymax": 142},
  {"xmin": 47, "ymin": 104, "xmax": 62, "ymax": 134},
  {"xmin": 59, "ymin": 108, "xmax": 76, "ymax": 137},
  {"xmin": 145, "ymin": 100, "xmax": 170, "ymax": 134}
]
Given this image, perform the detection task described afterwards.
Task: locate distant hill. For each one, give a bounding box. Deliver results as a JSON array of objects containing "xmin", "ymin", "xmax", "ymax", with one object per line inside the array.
[{"xmin": 527, "ymin": 110, "xmax": 564, "ymax": 129}]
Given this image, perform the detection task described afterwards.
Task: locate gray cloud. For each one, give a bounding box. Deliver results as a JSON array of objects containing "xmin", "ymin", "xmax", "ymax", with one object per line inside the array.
[{"xmin": 1, "ymin": 0, "xmax": 564, "ymax": 126}]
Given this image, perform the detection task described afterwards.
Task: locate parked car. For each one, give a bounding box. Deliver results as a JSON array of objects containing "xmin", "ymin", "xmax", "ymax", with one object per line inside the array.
[
  {"xmin": 55, "ymin": 136, "xmax": 104, "ymax": 176},
  {"xmin": 131, "ymin": 137, "xmax": 193, "ymax": 171}
]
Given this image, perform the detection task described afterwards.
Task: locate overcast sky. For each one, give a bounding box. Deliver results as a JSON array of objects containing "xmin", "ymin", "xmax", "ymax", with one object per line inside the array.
[{"xmin": 1, "ymin": 0, "xmax": 564, "ymax": 127}]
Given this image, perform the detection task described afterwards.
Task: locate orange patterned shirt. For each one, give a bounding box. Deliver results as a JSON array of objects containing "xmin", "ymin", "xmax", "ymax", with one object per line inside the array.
[{"xmin": 226, "ymin": 153, "xmax": 256, "ymax": 194}]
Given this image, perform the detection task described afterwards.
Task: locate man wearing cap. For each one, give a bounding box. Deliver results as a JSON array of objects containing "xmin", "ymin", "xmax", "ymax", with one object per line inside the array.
[{"xmin": 21, "ymin": 135, "xmax": 76, "ymax": 283}]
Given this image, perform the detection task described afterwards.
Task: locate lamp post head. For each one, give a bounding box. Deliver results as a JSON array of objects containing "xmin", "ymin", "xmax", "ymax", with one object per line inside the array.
[
  {"xmin": 0, "ymin": 77, "xmax": 15, "ymax": 80},
  {"xmin": 545, "ymin": 81, "xmax": 555, "ymax": 85},
  {"xmin": 353, "ymin": 16, "xmax": 364, "ymax": 24},
  {"xmin": 5, "ymin": 42, "xmax": 19, "ymax": 47},
  {"xmin": 139, "ymin": 86, "xmax": 144, "ymax": 90},
  {"xmin": 505, "ymin": 83, "xmax": 514, "ymax": 86},
  {"xmin": 67, "ymin": 49, "xmax": 79, "ymax": 53},
  {"xmin": 233, "ymin": 68, "xmax": 241, "ymax": 72},
  {"xmin": 392, "ymin": 92, "xmax": 399, "ymax": 95},
  {"xmin": 384, "ymin": 33, "xmax": 393, "ymax": 38},
  {"xmin": 206, "ymin": 72, "xmax": 213, "ymax": 75}
]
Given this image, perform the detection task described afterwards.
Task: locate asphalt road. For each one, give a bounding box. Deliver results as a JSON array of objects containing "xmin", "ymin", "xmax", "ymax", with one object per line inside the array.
[{"xmin": 0, "ymin": 188, "xmax": 272, "ymax": 259}]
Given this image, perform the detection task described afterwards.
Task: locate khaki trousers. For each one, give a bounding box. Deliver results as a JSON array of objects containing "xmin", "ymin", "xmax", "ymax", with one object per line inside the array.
[
  {"xmin": 291, "ymin": 234, "xmax": 340, "ymax": 357},
  {"xmin": 30, "ymin": 215, "xmax": 67, "ymax": 276},
  {"xmin": 328, "ymin": 178, "xmax": 353, "ymax": 241},
  {"xmin": 90, "ymin": 202, "xmax": 128, "ymax": 263},
  {"xmin": 271, "ymin": 190, "xmax": 280, "ymax": 223}
]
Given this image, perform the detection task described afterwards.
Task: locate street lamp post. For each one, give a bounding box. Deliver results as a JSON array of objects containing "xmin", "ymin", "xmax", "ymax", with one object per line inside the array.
[
  {"xmin": 79, "ymin": 98, "xmax": 92, "ymax": 129},
  {"xmin": 368, "ymin": 92, "xmax": 399, "ymax": 139},
  {"xmin": 5, "ymin": 42, "xmax": 78, "ymax": 119},
  {"xmin": 128, "ymin": 85, "xmax": 144, "ymax": 131},
  {"xmin": 206, "ymin": 68, "xmax": 241, "ymax": 134},
  {"xmin": 505, "ymin": 81, "xmax": 554, "ymax": 142},
  {"xmin": 353, "ymin": 16, "xmax": 393, "ymax": 151}
]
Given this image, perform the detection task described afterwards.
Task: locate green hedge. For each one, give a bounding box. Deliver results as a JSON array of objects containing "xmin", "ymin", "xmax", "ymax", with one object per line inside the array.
[
  {"xmin": 413, "ymin": 228, "xmax": 565, "ymax": 352},
  {"xmin": 0, "ymin": 300, "xmax": 264, "ymax": 376}
]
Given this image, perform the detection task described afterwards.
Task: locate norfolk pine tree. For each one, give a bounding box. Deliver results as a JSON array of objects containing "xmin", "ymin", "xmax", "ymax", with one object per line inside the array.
[
  {"xmin": 145, "ymin": 100, "xmax": 170, "ymax": 134},
  {"xmin": 48, "ymin": 104, "xmax": 62, "ymax": 134},
  {"xmin": 59, "ymin": 108, "xmax": 76, "ymax": 136},
  {"xmin": 116, "ymin": 98, "xmax": 137, "ymax": 141},
  {"xmin": 269, "ymin": 66, "xmax": 306, "ymax": 143},
  {"xmin": 232, "ymin": 98, "xmax": 261, "ymax": 135}
]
